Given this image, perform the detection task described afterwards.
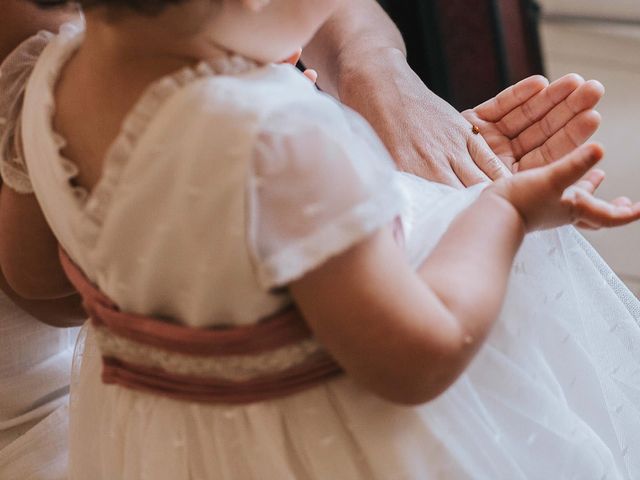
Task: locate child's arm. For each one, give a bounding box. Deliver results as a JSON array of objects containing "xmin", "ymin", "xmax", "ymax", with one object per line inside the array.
[
  {"xmin": 0, "ymin": 3, "xmax": 81, "ymax": 307},
  {"xmin": 291, "ymin": 144, "xmax": 640, "ymax": 405},
  {"xmin": 0, "ymin": 187, "xmax": 75, "ymax": 300},
  {"xmin": 0, "ymin": 268, "xmax": 84, "ymax": 327}
]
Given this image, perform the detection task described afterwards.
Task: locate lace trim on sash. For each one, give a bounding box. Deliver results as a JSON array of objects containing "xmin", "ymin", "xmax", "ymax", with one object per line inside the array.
[
  {"xmin": 94, "ymin": 325, "xmax": 324, "ymax": 381},
  {"xmin": 59, "ymin": 247, "xmax": 344, "ymax": 403}
]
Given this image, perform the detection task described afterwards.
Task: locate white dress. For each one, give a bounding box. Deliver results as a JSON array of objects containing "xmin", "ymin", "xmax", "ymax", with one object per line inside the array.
[
  {"xmin": 8, "ymin": 24, "xmax": 640, "ymax": 480},
  {"xmin": 0, "ymin": 31, "xmax": 78, "ymax": 480}
]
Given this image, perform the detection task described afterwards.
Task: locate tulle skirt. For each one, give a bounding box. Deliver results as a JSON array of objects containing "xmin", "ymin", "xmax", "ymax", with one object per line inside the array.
[
  {"xmin": 0, "ymin": 313, "xmax": 77, "ymax": 480},
  {"xmin": 0, "ymin": 405, "xmax": 71, "ymax": 480},
  {"xmin": 68, "ymin": 174, "xmax": 640, "ymax": 479}
]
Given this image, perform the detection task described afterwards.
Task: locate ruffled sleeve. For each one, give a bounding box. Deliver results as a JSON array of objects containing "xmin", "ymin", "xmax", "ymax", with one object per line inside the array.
[
  {"xmin": 0, "ymin": 31, "xmax": 53, "ymax": 194},
  {"xmin": 248, "ymin": 97, "xmax": 403, "ymax": 289}
]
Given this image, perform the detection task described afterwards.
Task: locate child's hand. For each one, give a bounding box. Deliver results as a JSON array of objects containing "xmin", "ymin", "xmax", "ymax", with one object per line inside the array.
[
  {"xmin": 488, "ymin": 143, "xmax": 640, "ymax": 232},
  {"xmin": 282, "ymin": 48, "xmax": 318, "ymax": 84}
]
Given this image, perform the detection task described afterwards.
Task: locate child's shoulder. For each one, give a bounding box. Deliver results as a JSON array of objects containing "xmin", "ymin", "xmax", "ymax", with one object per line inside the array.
[
  {"xmin": 0, "ymin": 30, "xmax": 55, "ymax": 121},
  {"xmin": 175, "ymin": 63, "xmax": 351, "ymax": 138},
  {"xmin": 0, "ymin": 31, "xmax": 56, "ymax": 195},
  {"xmin": 164, "ymin": 60, "xmax": 397, "ymax": 183}
]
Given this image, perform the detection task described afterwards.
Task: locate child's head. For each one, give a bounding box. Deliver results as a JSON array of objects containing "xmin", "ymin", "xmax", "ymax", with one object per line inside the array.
[
  {"xmin": 206, "ymin": 0, "xmax": 341, "ymax": 63},
  {"xmin": 32, "ymin": 0, "xmax": 341, "ymax": 63}
]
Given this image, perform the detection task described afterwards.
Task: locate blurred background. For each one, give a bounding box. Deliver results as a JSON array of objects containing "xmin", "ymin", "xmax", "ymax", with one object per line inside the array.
[
  {"xmin": 539, "ymin": 0, "xmax": 640, "ymax": 296},
  {"xmin": 379, "ymin": 0, "xmax": 640, "ymax": 296}
]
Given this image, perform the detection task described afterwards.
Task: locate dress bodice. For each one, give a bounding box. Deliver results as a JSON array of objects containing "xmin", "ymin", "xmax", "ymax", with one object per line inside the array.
[{"xmin": 14, "ymin": 24, "xmax": 401, "ymax": 328}]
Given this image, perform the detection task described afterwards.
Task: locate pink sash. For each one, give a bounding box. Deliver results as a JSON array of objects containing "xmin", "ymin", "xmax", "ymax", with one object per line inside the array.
[{"xmin": 59, "ymin": 248, "xmax": 343, "ymax": 404}]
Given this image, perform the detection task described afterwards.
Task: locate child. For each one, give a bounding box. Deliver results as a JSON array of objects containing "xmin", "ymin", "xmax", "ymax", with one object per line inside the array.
[
  {"xmin": 0, "ymin": 2, "xmax": 82, "ymax": 478},
  {"xmin": 2, "ymin": 0, "xmax": 640, "ymax": 479}
]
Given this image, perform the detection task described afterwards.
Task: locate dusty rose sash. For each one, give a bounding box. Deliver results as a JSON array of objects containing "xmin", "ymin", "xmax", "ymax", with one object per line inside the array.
[{"xmin": 59, "ymin": 248, "xmax": 343, "ymax": 404}]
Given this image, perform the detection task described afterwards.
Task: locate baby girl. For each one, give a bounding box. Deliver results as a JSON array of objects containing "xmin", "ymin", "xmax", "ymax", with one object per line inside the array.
[{"xmin": 1, "ymin": 0, "xmax": 639, "ymax": 478}]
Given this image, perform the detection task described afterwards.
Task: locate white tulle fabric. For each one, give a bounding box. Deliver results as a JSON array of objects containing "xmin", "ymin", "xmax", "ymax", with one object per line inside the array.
[
  {"xmin": 0, "ymin": 32, "xmax": 78, "ymax": 480},
  {"xmin": 69, "ymin": 180, "xmax": 640, "ymax": 480},
  {"xmin": 0, "ymin": 288, "xmax": 76, "ymax": 480},
  {"xmin": 16, "ymin": 25, "xmax": 640, "ymax": 480},
  {"xmin": 0, "ymin": 31, "xmax": 53, "ymax": 194},
  {"xmin": 251, "ymin": 106, "xmax": 401, "ymax": 288}
]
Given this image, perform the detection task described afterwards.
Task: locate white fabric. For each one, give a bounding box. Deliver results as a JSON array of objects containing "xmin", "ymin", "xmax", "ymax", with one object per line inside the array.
[
  {"xmin": 21, "ymin": 24, "xmax": 401, "ymax": 329},
  {"xmin": 0, "ymin": 32, "xmax": 78, "ymax": 480},
  {"xmin": 0, "ymin": 406, "xmax": 71, "ymax": 480},
  {"xmin": 0, "ymin": 31, "xmax": 52, "ymax": 194},
  {"xmin": 0, "ymin": 289, "xmax": 76, "ymax": 480},
  {"xmin": 18, "ymin": 25, "xmax": 640, "ymax": 480},
  {"xmin": 251, "ymin": 106, "xmax": 400, "ymax": 288}
]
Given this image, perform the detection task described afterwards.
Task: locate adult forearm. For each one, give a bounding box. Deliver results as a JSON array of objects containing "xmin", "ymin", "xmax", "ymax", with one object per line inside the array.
[
  {"xmin": 303, "ymin": 0, "xmax": 489, "ymax": 183},
  {"xmin": 303, "ymin": 0, "xmax": 405, "ymax": 97}
]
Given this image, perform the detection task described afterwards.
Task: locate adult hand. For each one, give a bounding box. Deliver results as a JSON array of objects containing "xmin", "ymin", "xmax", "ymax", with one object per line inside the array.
[
  {"xmin": 338, "ymin": 48, "xmax": 603, "ymax": 187},
  {"xmin": 282, "ymin": 48, "xmax": 318, "ymax": 84},
  {"xmin": 338, "ymin": 49, "xmax": 498, "ymax": 186},
  {"xmin": 465, "ymin": 74, "xmax": 604, "ymax": 174}
]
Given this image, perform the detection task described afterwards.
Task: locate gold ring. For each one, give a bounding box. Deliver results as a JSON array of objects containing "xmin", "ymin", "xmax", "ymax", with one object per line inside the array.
[{"xmin": 471, "ymin": 125, "xmax": 481, "ymax": 135}]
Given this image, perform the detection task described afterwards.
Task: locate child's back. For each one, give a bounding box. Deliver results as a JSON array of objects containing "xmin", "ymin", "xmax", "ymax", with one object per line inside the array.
[
  {"xmin": 4, "ymin": 2, "xmax": 640, "ymax": 479},
  {"xmin": 26, "ymin": 24, "xmax": 398, "ymax": 327}
]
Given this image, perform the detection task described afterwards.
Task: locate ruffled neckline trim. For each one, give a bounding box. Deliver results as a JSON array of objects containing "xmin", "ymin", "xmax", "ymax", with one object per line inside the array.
[{"xmin": 43, "ymin": 22, "xmax": 262, "ymax": 232}]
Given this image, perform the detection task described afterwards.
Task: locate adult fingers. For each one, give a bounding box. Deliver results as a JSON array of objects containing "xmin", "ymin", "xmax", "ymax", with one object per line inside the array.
[
  {"xmin": 451, "ymin": 159, "xmax": 492, "ymax": 186},
  {"xmin": 304, "ymin": 69, "xmax": 318, "ymax": 84},
  {"xmin": 516, "ymin": 110, "xmax": 601, "ymax": 171},
  {"xmin": 394, "ymin": 145, "xmax": 466, "ymax": 188},
  {"xmin": 282, "ymin": 47, "xmax": 303, "ymax": 66},
  {"xmin": 495, "ymin": 74, "xmax": 585, "ymax": 138},
  {"xmin": 429, "ymin": 166, "xmax": 466, "ymax": 189},
  {"xmin": 547, "ymin": 143, "xmax": 604, "ymax": 193},
  {"xmin": 474, "ymin": 75, "xmax": 548, "ymax": 122},
  {"xmin": 511, "ymin": 80, "xmax": 604, "ymax": 159},
  {"xmin": 466, "ymin": 135, "xmax": 511, "ymax": 181}
]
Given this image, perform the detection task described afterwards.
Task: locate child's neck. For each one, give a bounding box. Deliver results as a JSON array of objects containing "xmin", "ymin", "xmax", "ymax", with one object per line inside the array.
[{"xmin": 82, "ymin": 6, "xmax": 231, "ymax": 76}]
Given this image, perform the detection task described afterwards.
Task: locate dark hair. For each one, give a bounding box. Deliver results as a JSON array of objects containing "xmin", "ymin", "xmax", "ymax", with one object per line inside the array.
[{"xmin": 31, "ymin": 0, "xmax": 187, "ymax": 15}]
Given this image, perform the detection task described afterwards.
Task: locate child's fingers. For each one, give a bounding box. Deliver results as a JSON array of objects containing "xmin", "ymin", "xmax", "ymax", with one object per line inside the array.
[
  {"xmin": 575, "ymin": 221, "xmax": 599, "ymax": 230},
  {"xmin": 612, "ymin": 196, "xmax": 633, "ymax": 207},
  {"xmin": 547, "ymin": 143, "xmax": 604, "ymax": 193},
  {"xmin": 571, "ymin": 190, "xmax": 640, "ymax": 228},
  {"xmin": 573, "ymin": 168, "xmax": 605, "ymax": 194},
  {"xmin": 563, "ymin": 168, "xmax": 606, "ymax": 202}
]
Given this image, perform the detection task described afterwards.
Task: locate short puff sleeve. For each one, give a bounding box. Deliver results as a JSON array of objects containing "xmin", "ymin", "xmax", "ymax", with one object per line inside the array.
[
  {"xmin": 249, "ymin": 100, "xmax": 403, "ymax": 289},
  {"xmin": 0, "ymin": 31, "xmax": 52, "ymax": 194}
]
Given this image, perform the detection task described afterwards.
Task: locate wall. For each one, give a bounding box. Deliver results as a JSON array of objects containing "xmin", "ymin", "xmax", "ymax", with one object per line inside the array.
[{"xmin": 538, "ymin": 6, "xmax": 640, "ymax": 296}]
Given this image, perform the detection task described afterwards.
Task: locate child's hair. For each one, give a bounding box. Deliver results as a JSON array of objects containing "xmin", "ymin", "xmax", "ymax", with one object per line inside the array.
[{"xmin": 31, "ymin": 0, "xmax": 187, "ymax": 15}]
